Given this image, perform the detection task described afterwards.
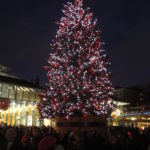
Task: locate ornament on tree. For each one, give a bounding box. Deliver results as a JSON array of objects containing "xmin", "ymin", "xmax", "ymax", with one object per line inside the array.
[
  {"xmin": 38, "ymin": 0, "xmax": 113, "ymax": 119},
  {"xmin": 75, "ymin": 0, "xmax": 83, "ymax": 7}
]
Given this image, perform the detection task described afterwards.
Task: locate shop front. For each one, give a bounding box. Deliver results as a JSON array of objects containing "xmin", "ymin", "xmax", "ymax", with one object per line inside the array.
[
  {"xmin": 0, "ymin": 100, "xmax": 41, "ymax": 126},
  {"xmin": 111, "ymin": 108, "xmax": 150, "ymax": 130},
  {"xmin": 0, "ymin": 74, "xmax": 43, "ymax": 126}
]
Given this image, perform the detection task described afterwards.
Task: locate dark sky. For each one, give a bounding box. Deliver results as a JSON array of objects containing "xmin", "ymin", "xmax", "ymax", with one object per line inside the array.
[{"xmin": 0, "ymin": 0, "xmax": 150, "ymax": 87}]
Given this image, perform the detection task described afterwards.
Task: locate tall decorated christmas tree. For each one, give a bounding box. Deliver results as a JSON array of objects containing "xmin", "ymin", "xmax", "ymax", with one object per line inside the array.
[{"xmin": 38, "ymin": 0, "xmax": 113, "ymax": 119}]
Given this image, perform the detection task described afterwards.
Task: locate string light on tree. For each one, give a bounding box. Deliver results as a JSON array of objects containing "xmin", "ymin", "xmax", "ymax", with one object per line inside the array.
[{"xmin": 38, "ymin": 0, "xmax": 113, "ymax": 119}]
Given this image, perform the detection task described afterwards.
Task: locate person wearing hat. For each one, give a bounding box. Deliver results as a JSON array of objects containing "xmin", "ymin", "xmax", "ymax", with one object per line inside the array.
[{"xmin": 38, "ymin": 136, "xmax": 56, "ymax": 150}]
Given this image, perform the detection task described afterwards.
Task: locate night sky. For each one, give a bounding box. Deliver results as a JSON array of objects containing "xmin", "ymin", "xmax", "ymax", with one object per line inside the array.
[{"xmin": 0, "ymin": 0, "xmax": 150, "ymax": 87}]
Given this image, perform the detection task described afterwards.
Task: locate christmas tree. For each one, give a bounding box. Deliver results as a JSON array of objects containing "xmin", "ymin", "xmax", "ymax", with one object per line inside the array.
[{"xmin": 38, "ymin": 0, "xmax": 113, "ymax": 119}]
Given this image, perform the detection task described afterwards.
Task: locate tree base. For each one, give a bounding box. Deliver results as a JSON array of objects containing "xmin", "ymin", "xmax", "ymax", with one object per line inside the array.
[{"xmin": 51, "ymin": 115, "xmax": 107, "ymax": 134}]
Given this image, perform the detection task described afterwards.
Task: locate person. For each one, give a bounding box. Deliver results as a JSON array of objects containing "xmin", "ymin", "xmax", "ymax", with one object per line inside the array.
[
  {"xmin": 30, "ymin": 127, "xmax": 42, "ymax": 150},
  {"xmin": 21, "ymin": 129, "xmax": 31, "ymax": 150},
  {"xmin": 0, "ymin": 127, "xmax": 22, "ymax": 150},
  {"xmin": 38, "ymin": 136, "xmax": 56, "ymax": 150}
]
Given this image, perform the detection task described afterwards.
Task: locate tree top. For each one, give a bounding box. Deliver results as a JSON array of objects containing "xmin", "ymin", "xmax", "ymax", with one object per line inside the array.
[{"xmin": 75, "ymin": 0, "xmax": 83, "ymax": 7}]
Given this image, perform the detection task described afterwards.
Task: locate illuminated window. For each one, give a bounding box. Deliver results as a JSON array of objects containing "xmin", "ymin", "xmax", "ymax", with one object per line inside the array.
[
  {"xmin": 23, "ymin": 90, "xmax": 29, "ymax": 101},
  {"xmin": 30, "ymin": 90, "xmax": 35, "ymax": 101},
  {"xmin": 8, "ymin": 86, "xmax": 15, "ymax": 99},
  {"xmin": 2, "ymin": 84, "xmax": 9, "ymax": 98},
  {"xmin": 16, "ymin": 87, "xmax": 23, "ymax": 100},
  {"xmin": 35, "ymin": 92, "xmax": 40, "ymax": 102},
  {"xmin": 0, "ymin": 83, "xmax": 2, "ymax": 96}
]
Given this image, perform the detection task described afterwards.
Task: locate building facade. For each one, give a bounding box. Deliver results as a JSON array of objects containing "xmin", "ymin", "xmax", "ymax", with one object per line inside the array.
[
  {"xmin": 0, "ymin": 64, "xmax": 43, "ymax": 126},
  {"xmin": 111, "ymin": 86, "xmax": 150, "ymax": 129}
]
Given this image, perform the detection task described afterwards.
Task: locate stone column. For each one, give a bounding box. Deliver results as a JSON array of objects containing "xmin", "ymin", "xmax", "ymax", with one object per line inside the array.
[
  {"xmin": 25, "ymin": 109, "xmax": 27, "ymax": 126},
  {"xmin": 32, "ymin": 110, "xmax": 34, "ymax": 126},
  {"xmin": 9, "ymin": 111, "xmax": 11, "ymax": 126},
  {"xmin": 14, "ymin": 111, "xmax": 16, "ymax": 126}
]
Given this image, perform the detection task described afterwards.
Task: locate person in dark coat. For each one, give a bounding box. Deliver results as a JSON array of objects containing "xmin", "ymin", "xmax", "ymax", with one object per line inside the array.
[
  {"xmin": 30, "ymin": 127, "xmax": 42, "ymax": 150},
  {"xmin": 0, "ymin": 127, "xmax": 22, "ymax": 150},
  {"xmin": 38, "ymin": 136, "xmax": 56, "ymax": 150}
]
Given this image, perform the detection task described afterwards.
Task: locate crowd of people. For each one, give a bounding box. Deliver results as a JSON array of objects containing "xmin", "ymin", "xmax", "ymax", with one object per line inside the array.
[{"xmin": 0, "ymin": 124, "xmax": 150, "ymax": 150}]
